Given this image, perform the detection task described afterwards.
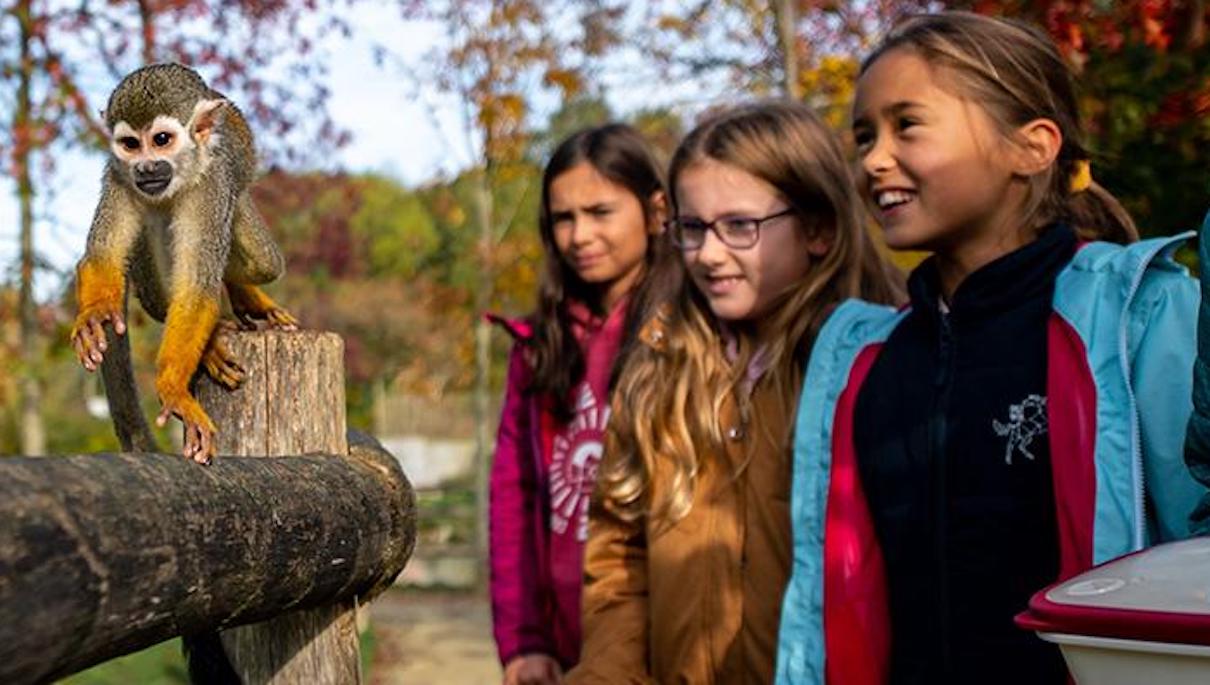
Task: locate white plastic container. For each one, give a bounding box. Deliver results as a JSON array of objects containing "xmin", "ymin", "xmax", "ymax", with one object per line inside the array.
[{"xmin": 1016, "ymin": 537, "xmax": 1210, "ymax": 685}]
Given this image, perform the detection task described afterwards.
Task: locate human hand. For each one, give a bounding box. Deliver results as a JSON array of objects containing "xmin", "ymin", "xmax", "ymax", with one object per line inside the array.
[{"xmin": 503, "ymin": 653, "xmax": 563, "ymax": 685}]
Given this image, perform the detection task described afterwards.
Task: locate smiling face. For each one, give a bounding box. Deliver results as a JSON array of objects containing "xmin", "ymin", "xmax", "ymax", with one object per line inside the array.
[
  {"xmin": 548, "ymin": 162, "xmax": 654, "ymax": 311},
  {"xmin": 852, "ymin": 48, "xmax": 1025, "ymax": 254},
  {"xmin": 676, "ymin": 158, "xmax": 826, "ymax": 323}
]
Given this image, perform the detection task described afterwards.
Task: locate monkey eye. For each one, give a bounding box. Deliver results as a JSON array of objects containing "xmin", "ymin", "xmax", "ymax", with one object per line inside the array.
[
  {"xmin": 118, "ymin": 137, "xmax": 140, "ymax": 151},
  {"xmin": 152, "ymin": 131, "xmax": 174, "ymax": 147}
]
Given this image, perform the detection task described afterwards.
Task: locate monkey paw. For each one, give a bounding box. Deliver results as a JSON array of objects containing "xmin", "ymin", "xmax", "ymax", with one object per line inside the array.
[
  {"xmin": 70, "ymin": 304, "xmax": 127, "ymax": 372},
  {"xmin": 261, "ymin": 306, "xmax": 299, "ymax": 331},
  {"xmin": 202, "ymin": 320, "xmax": 246, "ymax": 390},
  {"xmin": 237, "ymin": 304, "xmax": 298, "ymax": 331},
  {"xmin": 156, "ymin": 393, "xmax": 217, "ymax": 465},
  {"xmin": 227, "ymin": 283, "xmax": 299, "ymax": 331}
]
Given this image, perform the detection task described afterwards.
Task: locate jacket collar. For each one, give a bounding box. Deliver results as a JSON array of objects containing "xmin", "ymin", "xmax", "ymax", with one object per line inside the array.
[{"xmin": 909, "ymin": 223, "xmax": 1077, "ymax": 324}]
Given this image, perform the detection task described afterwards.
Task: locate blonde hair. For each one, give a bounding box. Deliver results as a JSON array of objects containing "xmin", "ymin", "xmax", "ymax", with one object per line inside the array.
[
  {"xmin": 863, "ymin": 11, "xmax": 1138, "ymax": 244},
  {"xmin": 597, "ymin": 100, "xmax": 903, "ymax": 526}
]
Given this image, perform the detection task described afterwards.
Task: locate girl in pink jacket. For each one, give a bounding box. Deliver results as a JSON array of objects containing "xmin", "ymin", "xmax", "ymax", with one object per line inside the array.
[{"xmin": 489, "ymin": 124, "xmax": 668, "ymax": 685}]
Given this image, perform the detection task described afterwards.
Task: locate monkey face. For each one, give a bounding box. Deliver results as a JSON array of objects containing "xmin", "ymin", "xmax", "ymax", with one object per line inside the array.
[
  {"xmin": 111, "ymin": 115, "xmax": 195, "ymax": 200},
  {"xmin": 109, "ymin": 97, "xmax": 225, "ymax": 202}
]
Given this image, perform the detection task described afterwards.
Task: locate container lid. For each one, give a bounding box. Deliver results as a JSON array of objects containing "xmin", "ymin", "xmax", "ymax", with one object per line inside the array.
[{"xmin": 1016, "ymin": 538, "xmax": 1210, "ymax": 646}]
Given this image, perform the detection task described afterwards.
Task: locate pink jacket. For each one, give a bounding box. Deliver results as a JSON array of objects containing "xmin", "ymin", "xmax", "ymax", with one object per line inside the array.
[{"xmin": 487, "ymin": 301, "xmax": 628, "ymax": 670}]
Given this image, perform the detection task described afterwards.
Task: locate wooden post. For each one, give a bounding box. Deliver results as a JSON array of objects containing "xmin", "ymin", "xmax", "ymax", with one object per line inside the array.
[{"xmin": 197, "ymin": 329, "xmax": 358, "ymax": 684}]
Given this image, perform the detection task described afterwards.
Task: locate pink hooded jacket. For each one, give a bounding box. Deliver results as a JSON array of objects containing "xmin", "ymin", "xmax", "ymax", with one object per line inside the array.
[{"xmin": 487, "ymin": 300, "xmax": 628, "ymax": 670}]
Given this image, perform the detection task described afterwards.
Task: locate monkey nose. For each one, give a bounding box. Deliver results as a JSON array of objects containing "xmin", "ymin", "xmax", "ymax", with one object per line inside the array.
[
  {"xmin": 134, "ymin": 161, "xmax": 173, "ymax": 195},
  {"xmin": 135, "ymin": 160, "xmax": 172, "ymax": 179}
]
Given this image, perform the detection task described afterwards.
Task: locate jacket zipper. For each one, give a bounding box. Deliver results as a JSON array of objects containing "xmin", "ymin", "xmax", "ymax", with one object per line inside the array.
[
  {"xmin": 1117, "ymin": 235, "xmax": 1190, "ymax": 550},
  {"xmin": 931, "ymin": 311, "xmax": 956, "ymax": 674}
]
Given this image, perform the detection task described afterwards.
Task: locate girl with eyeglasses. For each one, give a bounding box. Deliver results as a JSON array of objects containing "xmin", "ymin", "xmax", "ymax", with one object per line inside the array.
[
  {"xmin": 567, "ymin": 101, "xmax": 902, "ymax": 684},
  {"xmin": 488, "ymin": 123, "xmax": 669, "ymax": 685}
]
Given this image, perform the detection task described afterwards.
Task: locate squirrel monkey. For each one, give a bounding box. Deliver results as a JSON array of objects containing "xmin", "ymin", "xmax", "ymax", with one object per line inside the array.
[{"xmin": 71, "ymin": 63, "xmax": 296, "ymax": 464}]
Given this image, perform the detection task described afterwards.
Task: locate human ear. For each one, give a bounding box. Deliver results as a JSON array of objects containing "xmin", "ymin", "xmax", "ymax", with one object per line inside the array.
[
  {"xmin": 648, "ymin": 190, "xmax": 668, "ymax": 233},
  {"xmin": 1012, "ymin": 118, "xmax": 1062, "ymax": 177},
  {"xmin": 804, "ymin": 220, "xmax": 832, "ymax": 258}
]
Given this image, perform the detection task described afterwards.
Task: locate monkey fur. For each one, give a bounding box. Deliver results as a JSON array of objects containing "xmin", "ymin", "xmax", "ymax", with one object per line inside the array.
[{"xmin": 71, "ymin": 63, "xmax": 296, "ymax": 464}]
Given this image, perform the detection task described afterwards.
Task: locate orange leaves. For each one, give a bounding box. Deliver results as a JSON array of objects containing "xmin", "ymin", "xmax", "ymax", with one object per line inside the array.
[{"xmin": 543, "ymin": 68, "xmax": 582, "ymax": 96}]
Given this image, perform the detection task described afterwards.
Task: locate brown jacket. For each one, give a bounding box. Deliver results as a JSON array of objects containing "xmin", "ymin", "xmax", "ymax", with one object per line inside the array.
[{"xmin": 568, "ymin": 331, "xmax": 794, "ymax": 685}]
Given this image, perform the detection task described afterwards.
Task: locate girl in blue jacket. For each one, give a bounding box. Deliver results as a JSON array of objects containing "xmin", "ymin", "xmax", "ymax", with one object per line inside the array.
[{"xmin": 776, "ymin": 11, "xmax": 1210, "ymax": 685}]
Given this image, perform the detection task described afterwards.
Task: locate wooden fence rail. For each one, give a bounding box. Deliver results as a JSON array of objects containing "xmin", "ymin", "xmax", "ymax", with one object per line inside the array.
[
  {"xmin": 0, "ymin": 434, "xmax": 415, "ymax": 684},
  {"xmin": 0, "ymin": 330, "xmax": 416, "ymax": 684}
]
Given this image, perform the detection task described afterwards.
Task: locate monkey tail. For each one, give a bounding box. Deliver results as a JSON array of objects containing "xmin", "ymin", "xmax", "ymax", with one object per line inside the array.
[
  {"xmin": 98, "ymin": 291, "xmax": 160, "ymax": 452},
  {"xmin": 183, "ymin": 632, "xmax": 242, "ymax": 684}
]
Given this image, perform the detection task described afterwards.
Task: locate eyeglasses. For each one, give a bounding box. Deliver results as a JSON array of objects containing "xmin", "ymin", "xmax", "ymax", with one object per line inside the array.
[{"xmin": 665, "ymin": 207, "xmax": 796, "ymax": 250}]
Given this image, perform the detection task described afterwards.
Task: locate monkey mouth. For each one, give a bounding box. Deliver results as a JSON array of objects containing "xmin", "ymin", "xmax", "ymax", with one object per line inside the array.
[{"xmin": 135, "ymin": 178, "xmax": 171, "ymax": 195}]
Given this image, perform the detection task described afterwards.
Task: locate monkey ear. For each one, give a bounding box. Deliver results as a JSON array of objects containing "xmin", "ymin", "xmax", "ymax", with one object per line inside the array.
[{"xmin": 189, "ymin": 98, "xmax": 227, "ymax": 146}]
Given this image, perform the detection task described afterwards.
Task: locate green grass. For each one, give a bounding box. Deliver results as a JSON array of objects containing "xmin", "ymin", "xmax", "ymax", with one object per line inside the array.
[
  {"xmin": 59, "ymin": 639, "xmax": 187, "ymax": 685},
  {"xmin": 56, "ymin": 629, "xmax": 377, "ymax": 684}
]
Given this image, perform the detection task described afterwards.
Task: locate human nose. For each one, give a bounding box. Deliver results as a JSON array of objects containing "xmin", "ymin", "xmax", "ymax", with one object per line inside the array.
[
  {"xmin": 694, "ymin": 224, "xmax": 729, "ymax": 265},
  {"xmin": 568, "ymin": 215, "xmax": 594, "ymax": 246},
  {"xmin": 861, "ymin": 132, "xmax": 896, "ymax": 179}
]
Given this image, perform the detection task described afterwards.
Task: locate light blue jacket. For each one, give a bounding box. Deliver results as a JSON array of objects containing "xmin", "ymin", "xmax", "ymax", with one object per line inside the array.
[{"xmin": 776, "ymin": 217, "xmax": 1210, "ymax": 684}]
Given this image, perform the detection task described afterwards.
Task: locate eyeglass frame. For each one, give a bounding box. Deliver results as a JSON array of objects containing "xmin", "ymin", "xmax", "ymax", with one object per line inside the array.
[{"xmin": 664, "ymin": 207, "xmax": 797, "ymax": 250}]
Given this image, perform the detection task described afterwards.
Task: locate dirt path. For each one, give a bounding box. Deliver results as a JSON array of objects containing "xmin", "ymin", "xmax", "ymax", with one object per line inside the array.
[{"xmin": 368, "ymin": 589, "xmax": 501, "ymax": 684}]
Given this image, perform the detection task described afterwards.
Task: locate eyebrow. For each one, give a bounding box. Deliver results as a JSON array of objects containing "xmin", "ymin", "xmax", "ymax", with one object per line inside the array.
[{"xmin": 853, "ymin": 100, "xmax": 926, "ymax": 127}]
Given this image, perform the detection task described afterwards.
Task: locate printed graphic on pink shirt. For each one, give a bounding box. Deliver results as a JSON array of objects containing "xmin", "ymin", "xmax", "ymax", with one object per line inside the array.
[{"xmin": 549, "ymin": 383, "xmax": 611, "ymax": 541}]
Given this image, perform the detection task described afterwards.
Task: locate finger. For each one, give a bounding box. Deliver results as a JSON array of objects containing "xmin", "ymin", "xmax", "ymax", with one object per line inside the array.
[
  {"xmin": 75, "ymin": 323, "xmax": 93, "ymax": 354},
  {"xmin": 156, "ymin": 406, "xmax": 172, "ymax": 427},
  {"xmin": 78, "ymin": 329, "xmax": 102, "ymax": 369},
  {"xmin": 71, "ymin": 336, "xmax": 85, "ymax": 365},
  {"xmin": 183, "ymin": 424, "xmax": 200, "ymax": 459},
  {"xmin": 89, "ymin": 318, "xmax": 107, "ymax": 353},
  {"xmin": 72, "ymin": 335, "xmax": 94, "ymax": 370},
  {"xmin": 112, "ymin": 312, "xmax": 126, "ymax": 335},
  {"xmin": 197, "ymin": 431, "xmax": 213, "ymax": 465}
]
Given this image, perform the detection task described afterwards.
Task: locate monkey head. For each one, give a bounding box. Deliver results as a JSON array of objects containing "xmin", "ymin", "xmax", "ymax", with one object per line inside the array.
[{"xmin": 103, "ymin": 63, "xmax": 229, "ymax": 202}]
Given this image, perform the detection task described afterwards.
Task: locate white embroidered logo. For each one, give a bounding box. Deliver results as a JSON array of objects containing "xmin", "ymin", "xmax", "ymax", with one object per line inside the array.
[
  {"xmin": 549, "ymin": 383, "xmax": 611, "ymax": 541},
  {"xmin": 992, "ymin": 394, "xmax": 1048, "ymax": 465}
]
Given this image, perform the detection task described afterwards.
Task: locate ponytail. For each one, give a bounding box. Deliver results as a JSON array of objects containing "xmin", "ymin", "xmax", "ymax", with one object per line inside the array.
[{"xmin": 1061, "ymin": 162, "xmax": 1139, "ymax": 245}]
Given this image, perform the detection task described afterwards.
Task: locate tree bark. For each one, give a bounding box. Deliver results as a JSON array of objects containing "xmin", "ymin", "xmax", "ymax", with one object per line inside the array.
[
  {"xmin": 473, "ymin": 167, "xmax": 494, "ymax": 587},
  {"xmin": 14, "ymin": 0, "xmax": 45, "ymax": 456},
  {"xmin": 0, "ymin": 437, "xmax": 415, "ymax": 685},
  {"xmin": 194, "ymin": 330, "xmax": 366, "ymax": 684},
  {"xmin": 773, "ymin": 0, "xmax": 801, "ymax": 100}
]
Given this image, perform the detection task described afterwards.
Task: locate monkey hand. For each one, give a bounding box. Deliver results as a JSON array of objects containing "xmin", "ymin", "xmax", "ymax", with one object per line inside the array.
[
  {"xmin": 156, "ymin": 392, "xmax": 217, "ymax": 465},
  {"xmin": 70, "ymin": 304, "xmax": 127, "ymax": 372},
  {"xmin": 258, "ymin": 306, "xmax": 299, "ymax": 331},
  {"xmin": 227, "ymin": 283, "xmax": 299, "ymax": 331},
  {"xmin": 202, "ymin": 320, "xmax": 246, "ymax": 390}
]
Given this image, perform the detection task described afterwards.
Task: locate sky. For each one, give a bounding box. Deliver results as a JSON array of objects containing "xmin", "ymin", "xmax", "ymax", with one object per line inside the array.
[{"xmin": 0, "ymin": 3, "xmax": 729, "ymax": 299}]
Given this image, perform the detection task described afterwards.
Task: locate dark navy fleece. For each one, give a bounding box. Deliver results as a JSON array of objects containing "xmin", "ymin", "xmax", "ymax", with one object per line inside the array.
[{"xmin": 854, "ymin": 225, "xmax": 1077, "ymax": 684}]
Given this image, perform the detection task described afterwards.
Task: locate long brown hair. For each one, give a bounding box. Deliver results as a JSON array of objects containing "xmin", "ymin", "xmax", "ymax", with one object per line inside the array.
[
  {"xmin": 529, "ymin": 124, "xmax": 668, "ymax": 421},
  {"xmin": 862, "ymin": 11, "xmax": 1138, "ymax": 244},
  {"xmin": 597, "ymin": 101, "xmax": 903, "ymax": 526}
]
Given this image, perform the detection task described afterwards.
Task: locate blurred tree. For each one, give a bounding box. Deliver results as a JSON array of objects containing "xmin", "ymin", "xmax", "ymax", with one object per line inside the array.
[
  {"xmin": 45, "ymin": 0, "xmax": 356, "ymax": 165},
  {"xmin": 950, "ymin": 0, "xmax": 1210, "ymax": 236},
  {"xmin": 630, "ymin": 106, "xmax": 685, "ymax": 162},
  {"xmin": 642, "ymin": 0, "xmax": 932, "ymax": 109},
  {"xmin": 388, "ymin": 0, "xmax": 625, "ymax": 569},
  {"xmin": 528, "ymin": 96, "xmax": 614, "ymax": 162}
]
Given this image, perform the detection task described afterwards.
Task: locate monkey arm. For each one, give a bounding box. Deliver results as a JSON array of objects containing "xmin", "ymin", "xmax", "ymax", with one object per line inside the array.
[
  {"xmin": 224, "ymin": 191, "xmax": 296, "ymax": 329},
  {"xmin": 227, "ymin": 283, "xmax": 298, "ymax": 330},
  {"xmin": 225, "ymin": 191, "xmax": 284, "ymax": 284},
  {"xmin": 72, "ymin": 177, "xmax": 143, "ymax": 372},
  {"xmin": 154, "ymin": 192, "xmax": 232, "ymax": 464},
  {"xmin": 155, "ymin": 290, "xmax": 220, "ymax": 463}
]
